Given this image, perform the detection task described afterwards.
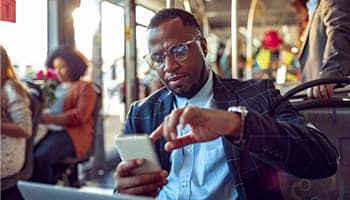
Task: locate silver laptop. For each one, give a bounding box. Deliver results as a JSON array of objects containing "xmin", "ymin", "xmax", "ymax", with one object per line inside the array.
[{"xmin": 18, "ymin": 181, "xmax": 154, "ymax": 200}]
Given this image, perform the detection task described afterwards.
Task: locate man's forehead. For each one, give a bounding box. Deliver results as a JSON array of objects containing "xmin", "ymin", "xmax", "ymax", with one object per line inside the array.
[
  {"xmin": 147, "ymin": 20, "xmax": 197, "ymax": 43},
  {"xmin": 148, "ymin": 18, "xmax": 184, "ymax": 36}
]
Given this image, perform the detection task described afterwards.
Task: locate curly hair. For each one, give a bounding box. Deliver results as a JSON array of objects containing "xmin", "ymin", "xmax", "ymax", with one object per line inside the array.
[{"xmin": 45, "ymin": 45, "xmax": 88, "ymax": 81}]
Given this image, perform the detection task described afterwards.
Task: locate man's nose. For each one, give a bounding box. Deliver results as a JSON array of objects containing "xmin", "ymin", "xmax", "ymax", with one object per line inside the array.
[{"xmin": 163, "ymin": 54, "xmax": 180, "ymax": 72}]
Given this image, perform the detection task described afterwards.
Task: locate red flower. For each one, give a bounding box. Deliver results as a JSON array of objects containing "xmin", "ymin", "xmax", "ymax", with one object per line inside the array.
[
  {"xmin": 46, "ymin": 68, "xmax": 57, "ymax": 80},
  {"xmin": 34, "ymin": 70, "xmax": 44, "ymax": 80},
  {"xmin": 34, "ymin": 68, "xmax": 58, "ymax": 107},
  {"xmin": 34, "ymin": 68, "xmax": 57, "ymax": 80}
]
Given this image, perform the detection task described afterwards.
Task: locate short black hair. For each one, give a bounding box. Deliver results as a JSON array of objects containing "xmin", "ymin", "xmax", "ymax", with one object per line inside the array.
[
  {"xmin": 46, "ymin": 44, "xmax": 88, "ymax": 81},
  {"xmin": 148, "ymin": 8, "xmax": 202, "ymax": 35}
]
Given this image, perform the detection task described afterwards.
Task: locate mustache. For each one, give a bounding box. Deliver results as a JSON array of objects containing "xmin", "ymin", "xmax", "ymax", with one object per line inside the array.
[{"xmin": 165, "ymin": 73, "xmax": 187, "ymax": 82}]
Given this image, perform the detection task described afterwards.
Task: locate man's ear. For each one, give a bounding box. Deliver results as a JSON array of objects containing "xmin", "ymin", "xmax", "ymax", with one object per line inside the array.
[{"xmin": 199, "ymin": 37, "xmax": 208, "ymax": 57}]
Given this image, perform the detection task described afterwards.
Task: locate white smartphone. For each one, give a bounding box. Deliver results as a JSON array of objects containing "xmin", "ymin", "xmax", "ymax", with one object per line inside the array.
[{"xmin": 115, "ymin": 134, "xmax": 161, "ymax": 175}]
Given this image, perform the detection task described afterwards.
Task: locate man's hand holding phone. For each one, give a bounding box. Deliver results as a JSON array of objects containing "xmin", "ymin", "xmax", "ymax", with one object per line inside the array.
[{"xmin": 114, "ymin": 135, "xmax": 168, "ymax": 197}]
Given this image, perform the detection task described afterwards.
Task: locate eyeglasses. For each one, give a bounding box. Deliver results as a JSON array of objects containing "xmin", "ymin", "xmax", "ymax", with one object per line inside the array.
[{"xmin": 143, "ymin": 36, "xmax": 201, "ymax": 70}]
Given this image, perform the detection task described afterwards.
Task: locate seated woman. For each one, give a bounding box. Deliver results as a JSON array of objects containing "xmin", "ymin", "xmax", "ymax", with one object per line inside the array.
[
  {"xmin": 1, "ymin": 45, "xmax": 32, "ymax": 200},
  {"xmin": 31, "ymin": 45, "xmax": 97, "ymax": 184}
]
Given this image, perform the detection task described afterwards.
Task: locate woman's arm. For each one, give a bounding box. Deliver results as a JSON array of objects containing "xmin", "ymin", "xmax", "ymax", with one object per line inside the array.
[
  {"xmin": 1, "ymin": 122, "xmax": 30, "ymax": 138},
  {"xmin": 2, "ymin": 80, "xmax": 32, "ymax": 138},
  {"xmin": 41, "ymin": 82, "xmax": 96, "ymax": 126}
]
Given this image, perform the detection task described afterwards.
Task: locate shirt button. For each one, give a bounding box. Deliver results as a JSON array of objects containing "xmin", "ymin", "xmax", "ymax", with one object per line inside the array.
[{"xmin": 182, "ymin": 182, "xmax": 187, "ymax": 187}]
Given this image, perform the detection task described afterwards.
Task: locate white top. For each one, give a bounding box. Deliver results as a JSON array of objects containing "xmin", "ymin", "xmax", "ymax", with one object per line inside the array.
[{"xmin": 1, "ymin": 79, "xmax": 32, "ymax": 178}]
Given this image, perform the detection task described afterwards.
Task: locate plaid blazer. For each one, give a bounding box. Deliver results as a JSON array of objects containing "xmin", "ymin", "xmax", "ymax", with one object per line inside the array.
[{"xmin": 124, "ymin": 72, "xmax": 338, "ymax": 200}]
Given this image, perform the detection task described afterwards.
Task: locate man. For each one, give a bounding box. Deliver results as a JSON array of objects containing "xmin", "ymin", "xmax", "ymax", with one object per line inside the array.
[
  {"xmin": 115, "ymin": 8, "xmax": 338, "ymax": 199},
  {"xmin": 299, "ymin": 0, "xmax": 350, "ymax": 99}
]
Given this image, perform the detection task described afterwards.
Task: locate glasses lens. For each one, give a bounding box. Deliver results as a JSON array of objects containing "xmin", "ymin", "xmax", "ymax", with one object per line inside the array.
[
  {"xmin": 151, "ymin": 54, "xmax": 165, "ymax": 66},
  {"xmin": 171, "ymin": 44, "xmax": 188, "ymax": 61}
]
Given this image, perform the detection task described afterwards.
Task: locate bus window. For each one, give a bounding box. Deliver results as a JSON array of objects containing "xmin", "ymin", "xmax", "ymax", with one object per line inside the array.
[{"xmin": 0, "ymin": 0, "xmax": 47, "ymax": 78}]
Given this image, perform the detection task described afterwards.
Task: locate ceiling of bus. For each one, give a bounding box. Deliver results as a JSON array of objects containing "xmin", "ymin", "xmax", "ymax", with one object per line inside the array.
[
  {"xmin": 204, "ymin": 0, "xmax": 297, "ymax": 37},
  {"xmin": 136, "ymin": 0, "xmax": 298, "ymax": 39}
]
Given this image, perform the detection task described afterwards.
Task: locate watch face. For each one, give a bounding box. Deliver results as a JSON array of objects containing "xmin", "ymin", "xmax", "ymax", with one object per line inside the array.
[{"xmin": 228, "ymin": 106, "xmax": 247, "ymax": 114}]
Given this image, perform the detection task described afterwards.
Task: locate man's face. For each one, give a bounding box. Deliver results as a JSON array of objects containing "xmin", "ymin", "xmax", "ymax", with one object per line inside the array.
[{"xmin": 147, "ymin": 17, "xmax": 209, "ymax": 98}]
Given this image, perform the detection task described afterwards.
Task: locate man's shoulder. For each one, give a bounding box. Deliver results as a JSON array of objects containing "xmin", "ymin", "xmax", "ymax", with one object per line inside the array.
[
  {"xmin": 219, "ymin": 78, "xmax": 274, "ymax": 91},
  {"xmin": 131, "ymin": 87, "xmax": 171, "ymax": 109},
  {"xmin": 215, "ymin": 78, "xmax": 277, "ymax": 106}
]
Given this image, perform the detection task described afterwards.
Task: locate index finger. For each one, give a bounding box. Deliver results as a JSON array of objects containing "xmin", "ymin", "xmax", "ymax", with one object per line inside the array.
[{"xmin": 149, "ymin": 123, "xmax": 163, "ymax": 142}]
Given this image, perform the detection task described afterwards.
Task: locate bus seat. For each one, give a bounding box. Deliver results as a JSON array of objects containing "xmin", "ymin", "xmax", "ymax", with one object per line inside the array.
[{"xmin": 280, "ymin": 78, "xmax": 350, "ymax": 200}]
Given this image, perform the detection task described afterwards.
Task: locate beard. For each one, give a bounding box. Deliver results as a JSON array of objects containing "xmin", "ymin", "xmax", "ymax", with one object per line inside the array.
[{"xmin": 162, "ymin": 64, "xmax": 209, "ymax": 98}]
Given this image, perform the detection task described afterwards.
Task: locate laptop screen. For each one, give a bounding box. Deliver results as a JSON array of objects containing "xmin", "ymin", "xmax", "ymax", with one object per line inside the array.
[{"xmin": 17, "ymin": 181, "xmax": 154, "ymax": 200}]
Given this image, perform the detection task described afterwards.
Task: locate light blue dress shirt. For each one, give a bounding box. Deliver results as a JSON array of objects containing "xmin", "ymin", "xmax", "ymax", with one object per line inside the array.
[
  {"xmin": 157, "ymin": 72, "xmax": 238, "ymax": 200},
  {"xmin": 307, "ymin": 0, "xmax": 319, "ymax": 19},
  {"xmin": 47, "ymin": 83, "xmax": 71, "ymax": 131},
  {"xmin": 49, "ymin": 83, "xmax": 71, "ymax": 115}
]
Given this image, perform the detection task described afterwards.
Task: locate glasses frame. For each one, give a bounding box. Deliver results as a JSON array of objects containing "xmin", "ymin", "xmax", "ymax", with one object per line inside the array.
[{"xmin": 143, "ymin": 36, "xmax": 202, "ymax": 70}]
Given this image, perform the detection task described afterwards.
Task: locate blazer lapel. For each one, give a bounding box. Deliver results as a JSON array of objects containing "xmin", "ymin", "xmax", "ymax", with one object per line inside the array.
[
  {"xmin": 212, "ymin": 73, "xmax": 247, "ymax": 198},
  {"xmin": 212, "ymin": 72, "xmax": 239, "ymax": 109},
  {"xmin": 152, "ymin": 90, "xmax": 174, "ymax": 171},
  {"xmin": 153, "ymin": 90, "xmax": 174, "ymax": 129}
]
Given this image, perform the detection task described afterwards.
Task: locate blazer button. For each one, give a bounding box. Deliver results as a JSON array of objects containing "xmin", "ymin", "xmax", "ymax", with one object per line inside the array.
[
  {"xmin": 274, "ymin": 152, "xmax": 280, "ymax": 158},
  {"xmin": 262, "ymin": 146, "xmax": 268, "ymax": 153}
]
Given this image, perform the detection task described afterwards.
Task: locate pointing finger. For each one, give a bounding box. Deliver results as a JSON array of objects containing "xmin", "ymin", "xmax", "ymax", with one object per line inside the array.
[{"xmin": 150, "ymin": 123, "xmax": 164, "ymax": 142}]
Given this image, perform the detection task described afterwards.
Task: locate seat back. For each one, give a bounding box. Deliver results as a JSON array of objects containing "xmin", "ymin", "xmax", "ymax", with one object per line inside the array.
[
  {"xmin": 1, "ymin": 86, "xmax": 43, "ymax": 191},
  {"xmin": 280, "ymin": 78, "xmax": 350, "ymax": 200}
]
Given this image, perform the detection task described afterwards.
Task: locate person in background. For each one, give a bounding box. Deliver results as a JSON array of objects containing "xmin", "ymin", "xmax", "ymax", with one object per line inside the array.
[
  {"xmin": 31, "ymin": 45, "xmax": 96, "ymax": 184},
  {"xmin": 1, "ymin": 44, "xmax": 32, "ymax": 200},
  {"xmin": 142, "ymin": 68, "xmax": 163, "ymax": 97},
  {"xmin": 290, "ymin": 0, "xmax": 309, "ymax": 49},
  {"xmin": 23, "ymin": 65, "xmax": 36, "ymax": 80},
  {"xmin": 114, "ymin": 8, "xmax": 338, "ymax": 199},
  {"xmin": 299, "ymin": 0, "xmax": 350, "ymax": 98},
  {"xmin": 254, "ymin": 30, "xmax": 300, "ymax": 83},
  {"xmin": 218, "ymin": 39, "xmax": 232, "ymax": 78},
  {"xmin": 237, "ymin": 54, "xmax": 246, "ymax": 79}
]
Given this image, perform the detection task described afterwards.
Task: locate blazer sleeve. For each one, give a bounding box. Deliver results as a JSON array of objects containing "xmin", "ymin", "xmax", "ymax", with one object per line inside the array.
[
  {"xmin": 232, "ymin": 80, "xmax": 339, "ymax": 179},
  {"xmin": 123, "ymin": 102, "xmax": 137, "ymax": 134},
  {"xmin": 320, "ymin": 0, "xmax": 350, "ymax": 78}
]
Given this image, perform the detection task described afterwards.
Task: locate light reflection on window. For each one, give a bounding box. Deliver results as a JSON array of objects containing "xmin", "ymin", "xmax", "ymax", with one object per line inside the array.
[
  {"xmin": 136, "ymin": 5, "xmax": 155, "ymax": 27},
  {"xmin": 73, "ymin": 0, "xmax": 100, "ymax": 60},
  {"xmin": 101, "ymin": 2, "xmax": 124, "ymax": 76},
  {"xmin": 136, "ymin": 5, "xmax": 155, "ymax": 79},
  {"xmin": 0, "ymin": 0, "xmax": 47, "ymax": 77}
]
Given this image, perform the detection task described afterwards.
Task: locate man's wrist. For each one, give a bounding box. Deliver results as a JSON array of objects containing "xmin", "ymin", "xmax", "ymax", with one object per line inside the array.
[{"xmin": 227, "ymin": 106, "xmax": 248, "ymax": 145}]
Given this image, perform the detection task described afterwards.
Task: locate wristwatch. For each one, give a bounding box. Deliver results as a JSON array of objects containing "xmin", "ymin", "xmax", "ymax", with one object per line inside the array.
[{"xmin": 227, "ymin": 106, "xmax": 248, "ymax": 145}]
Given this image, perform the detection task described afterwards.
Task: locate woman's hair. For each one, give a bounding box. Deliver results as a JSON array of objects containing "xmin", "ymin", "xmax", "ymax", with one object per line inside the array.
[
  {"xmin": 0, "ymin": 44, "xmax": 27, "ymax": 96},
  {"xmin": 45, "ymin": 45, "xmax": 88, "ymax": 81},
  {"xmin": 1, "ymin": 45, "xmax": 17, "ymax": 82},
  {"xmin": 148, "ymin": 8, "xmax": 202, "ymax": 35}
]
